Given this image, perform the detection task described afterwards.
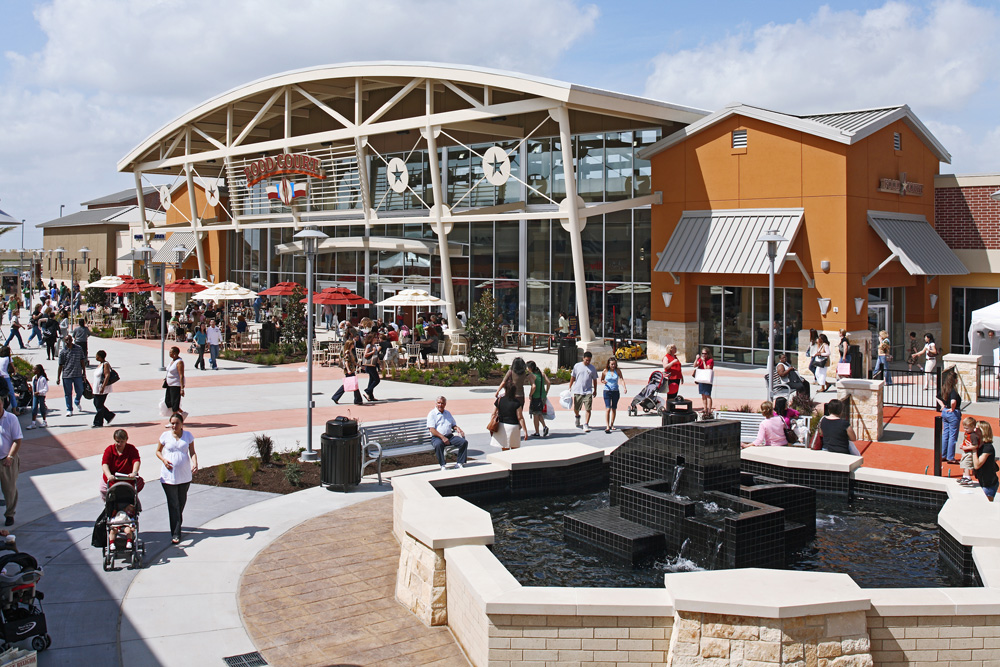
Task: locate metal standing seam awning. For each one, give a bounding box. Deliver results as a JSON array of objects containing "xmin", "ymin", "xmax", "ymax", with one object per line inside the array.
[
  {"xmin": 653, "ymin": 208, "xmax": 806, "ymax": 279},
  {"xmin": 151, "ymin": 232, "xmax": 197, "ymax": 264},
  {"xmin": 863, "ymin": 210, "xmax": 969, "ymax": 284}
]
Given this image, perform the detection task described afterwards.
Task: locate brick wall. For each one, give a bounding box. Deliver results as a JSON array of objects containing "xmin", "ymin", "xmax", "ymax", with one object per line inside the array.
[
  {"xmin": 869, "ymin": 613, "xmax": 1000, "ymax": 665},
  {"xmin": 936, "ymin": 184, "xmax": 1000, "ymax": 249}
]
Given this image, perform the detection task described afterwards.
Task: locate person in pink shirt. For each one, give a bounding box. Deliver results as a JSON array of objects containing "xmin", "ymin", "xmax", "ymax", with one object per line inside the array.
[{"xmin": 742, "ymin": 401, "xmax": 788, "ymax": 448}]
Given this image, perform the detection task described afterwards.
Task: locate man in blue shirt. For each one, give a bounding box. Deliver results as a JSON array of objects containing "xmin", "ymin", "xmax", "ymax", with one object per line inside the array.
[
  {"xmin": 571, "ymin": 351, "xmax": 599, "ymax": 433},
  {"xmin": 426, "ymin": 396, "xmax": 468, "ymax": 470}
]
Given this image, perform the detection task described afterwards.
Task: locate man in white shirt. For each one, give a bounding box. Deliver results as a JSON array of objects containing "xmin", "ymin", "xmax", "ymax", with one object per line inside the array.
[
  {"xmin": 558, "ymin": 311, "xmax": 569, "ymax": 337},
  {"xmin": 426, "ymin": 396, "xmax": 468, "ymax": 470},
  {"xmin": 0, "ymin": 399, "xmax": 23, "ymax": 526},
  {"xmin": 570, "ymin": 351, "xmax": 599, "ymax": 433},
  {"xmin": 206, "ymin": 320, "xmax": 223, "ymax": 370}
]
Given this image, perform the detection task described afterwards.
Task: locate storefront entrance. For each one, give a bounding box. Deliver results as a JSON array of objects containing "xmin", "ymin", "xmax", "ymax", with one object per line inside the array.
[{"xmin": 697, "ymin": 285, "xmax": 802, "ymax": 366}]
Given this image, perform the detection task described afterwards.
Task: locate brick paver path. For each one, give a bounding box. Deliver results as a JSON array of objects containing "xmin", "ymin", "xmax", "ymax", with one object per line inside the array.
[{"xmin": 238, "ymin": 494, "xmax": 469, "ymax": 666}]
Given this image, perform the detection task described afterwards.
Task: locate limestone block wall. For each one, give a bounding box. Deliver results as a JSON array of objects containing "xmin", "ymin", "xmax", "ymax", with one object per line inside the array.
[
  {"xmin": 648, "ymin": 320, "xmax": 699, "ymax": 364},
  {"xmin": 667, "ymin": 610, "xmax": 872, "ymax": 667},
  {"xmin": 836, "ymin": 378, "xmax": 884, "ymax": 440},
  {"xmin": 942, "ymin": 353, "xmax": 982, "ymax": 402},
  {"xmin": 868, "ymin": 612, "xmax": 1000, "ymax": 665},
  {"xmin": 489, "ymin": 614, "xmax": 672, "ymax": 666},
  {"xmin": 395, "ymin": 532, "xmax": 447, "ymax": 626}
]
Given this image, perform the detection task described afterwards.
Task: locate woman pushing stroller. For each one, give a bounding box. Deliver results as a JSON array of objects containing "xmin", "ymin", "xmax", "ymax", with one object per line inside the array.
[{"xmin": 98, "ymin": 429, "xmax": 146, "ymax": 570}]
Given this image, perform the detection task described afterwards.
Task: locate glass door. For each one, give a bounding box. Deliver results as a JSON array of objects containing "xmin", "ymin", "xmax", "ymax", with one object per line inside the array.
[{"xmin": 868, "ymin": 304, "xmax": 889, "ymax": 359}]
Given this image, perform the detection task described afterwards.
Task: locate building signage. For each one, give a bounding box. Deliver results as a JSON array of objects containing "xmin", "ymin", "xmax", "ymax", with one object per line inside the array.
[
  {"xmin": 878, "ymin": 173, "xmax": 923, "ymax": 197},
  {"xmin": 243, "ymin": 153, "xmax": 326, "ymax": 187}
]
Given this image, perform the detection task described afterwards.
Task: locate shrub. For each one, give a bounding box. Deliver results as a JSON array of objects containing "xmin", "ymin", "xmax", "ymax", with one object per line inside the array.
[
  {"xmin": 248, "ymin": 456, "xmax": 261, "ymax": 473},
  {"xmin": 733, "ymin": 402, "xmax": 757, "ymax": 413},
  {"xmin": 215, "ymin": 465, "xmax": 227, "ymax": 485},
  {"xmin": 250, "ymin": 433, "xmax": 275, "ymax": 465},
  {"xmin": 284, "ymin": 462, "xmax": 302, "ymax": 487},
  {"xmin": 230, "ymin": 460, "xmax": 246, "ymax": 478},
  {"xmin": 241, "ymin": 466, "xmax": 254, "ymax": 486},
  {"xmin": 11, "ymin": 357, "xmax": 33, "ymax": 377},
  {"xmin": 466, "ymin": 290, "xmax": 501, "ymax": 376}
]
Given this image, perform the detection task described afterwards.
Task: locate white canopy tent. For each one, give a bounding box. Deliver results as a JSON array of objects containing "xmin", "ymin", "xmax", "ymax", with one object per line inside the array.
[{"xmin": 967, "ymin": 302, "xmax": 1000, "ymax": 365}]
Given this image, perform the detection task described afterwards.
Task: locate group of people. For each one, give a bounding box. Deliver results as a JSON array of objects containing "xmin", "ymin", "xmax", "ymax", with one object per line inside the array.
[{"xmin": 937, "ymin": 369, "xmax": 998, "ymax": 498}]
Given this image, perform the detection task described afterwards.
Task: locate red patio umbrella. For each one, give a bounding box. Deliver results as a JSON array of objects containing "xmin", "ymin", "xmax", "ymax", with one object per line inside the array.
[
  {"xmin": 164, "ymin": 279, "xmax": 207, "ymax": 294},
  {"xmin": 258, "ymin": 282, "xmax": 301, "ymax": 296}
]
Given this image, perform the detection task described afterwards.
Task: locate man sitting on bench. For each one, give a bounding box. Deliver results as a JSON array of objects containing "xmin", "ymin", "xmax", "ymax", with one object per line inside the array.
[{"xmin": 427, "ymin": 396, "xmax": 468, "ymax": 471}]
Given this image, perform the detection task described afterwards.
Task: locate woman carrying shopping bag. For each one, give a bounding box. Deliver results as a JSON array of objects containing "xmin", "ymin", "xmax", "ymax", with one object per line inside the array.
[{"xmin": 331, "ymin": 340, "xmax": 363, "ymax": 405}]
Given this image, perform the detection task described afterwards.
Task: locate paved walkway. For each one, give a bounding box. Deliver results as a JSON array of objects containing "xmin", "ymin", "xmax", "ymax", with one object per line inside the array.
[{"xmin": 0, "ymin": 329, "xmax": 979, "ymax": 665}]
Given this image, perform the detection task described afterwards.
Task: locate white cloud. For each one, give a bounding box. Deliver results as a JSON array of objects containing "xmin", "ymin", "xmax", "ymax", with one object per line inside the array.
[
  {"xmin": 926, "ymin": 120, "xmax": 1000, "ymax": 174},
  {"xmin": 0, "ymin": 0, "xmax": 598, "ymax": 242},
  {"xmin": 644, "ymin": 1, "xmax": 1000, "ymax": 115}
]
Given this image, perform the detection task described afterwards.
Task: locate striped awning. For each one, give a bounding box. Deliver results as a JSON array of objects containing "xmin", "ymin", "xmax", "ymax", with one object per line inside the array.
[
  {"xmin": 654, "ymin": 208, "xmax": 804, "ymax": 274},
  {"xmin": 866, "ymin": 211, "xmax": 968, "ymax": 276}
]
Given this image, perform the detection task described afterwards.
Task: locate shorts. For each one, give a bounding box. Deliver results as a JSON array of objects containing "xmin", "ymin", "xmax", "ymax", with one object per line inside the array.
[
  {"xmin": 982, "ymin": 484, "xmax": 998, "ymax": 500},
  {"xmin": 698, "ymin": 382, "xmax": 713, "ymax": 397},
  {"xmin": 573, "ymin": 393, "xmax": 593, "ymax": 412},
  {"xmin": 603, "ymin": 390, "xmax": 620, "ymax": 410},
  {"xmin": 960, "ymin": 452, "xmax": 974, "ymax": 470},
  {"xmin": 529, "ymin": 397, "xmax": 545, "ymax": 416}
]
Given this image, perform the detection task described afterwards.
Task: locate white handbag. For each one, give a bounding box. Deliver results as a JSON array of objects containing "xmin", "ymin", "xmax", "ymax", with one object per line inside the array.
[{"xmin": 694, "ymin": 368, "xmax": 714, "ymax": 384}]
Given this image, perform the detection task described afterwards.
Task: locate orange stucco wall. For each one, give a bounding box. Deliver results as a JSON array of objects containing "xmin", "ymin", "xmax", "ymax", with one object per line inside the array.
[
  {"xmin": 649, "ymin": 115, "xmax": 941, "ymax": 331},
  {"xmin": 162, "ymin": 183, "xmax": 228, "ymax": 281}
]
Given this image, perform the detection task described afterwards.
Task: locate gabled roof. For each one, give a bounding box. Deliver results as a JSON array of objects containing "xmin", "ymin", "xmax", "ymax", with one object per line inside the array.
[
  {"xmin": 36, "ymin": 205, "xmax": 165, "ymax": 229},
  {"xmin": 82, "ymin": 186, "xmax": 158, "ymax": 207},
  {"xmin": 637, "ymin": 103, "xmax": 950, "ymax": 163},
  {"xmin": 0, "ymin": 209, "xmax": 19, "ymax": 225}
]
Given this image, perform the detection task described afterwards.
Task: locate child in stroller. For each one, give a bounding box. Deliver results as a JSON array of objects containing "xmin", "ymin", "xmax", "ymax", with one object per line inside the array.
[
  {"xmin": 628, "ymin": 370, "xmax": 667, "ymax": 416},
  {"xmin": 101, "ymin": 475, "xmax": 145, "ymax": 571},
  {"xmin": 9, "ymin": 371, "xmax": 30, "ymax": 416},
  {"xmin": 0, "ymin": 531, "xmax": 51, "ymax": 652}
]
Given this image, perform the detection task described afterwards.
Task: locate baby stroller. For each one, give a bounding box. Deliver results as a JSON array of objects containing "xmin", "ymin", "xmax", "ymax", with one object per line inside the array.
[
  {"xmin": 100, "ymin": 475, "xmax": 145, "ymax": 571},
  {"xmin": 0, "ymin": 537, "xmax": 51, "ymax": 652},
  {"xmin": 9, "ymin": 372, "xmax": 30, "ymax": 416},
  {"xmin": 628, "ymin": 370, "xmax": 667, "ymax": 416}
]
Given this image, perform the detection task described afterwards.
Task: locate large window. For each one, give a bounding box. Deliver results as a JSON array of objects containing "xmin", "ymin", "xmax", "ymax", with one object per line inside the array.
[
  {"xmin": 952, "ymin": 287, "xmax": 1000, "ymax": 353},
  {"xmin": 699, "ymin": 285, "xmax": 802, "ymax": 365}
]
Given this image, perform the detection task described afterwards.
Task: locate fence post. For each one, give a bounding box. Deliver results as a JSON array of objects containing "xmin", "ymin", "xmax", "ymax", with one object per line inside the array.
[
  {"xmin": 836, "ymin": 378, "xmax": 884, "ymax": 440},
  {"xmin": 941, "ymin": 353, "xmax": 982, "ymax": 403}
]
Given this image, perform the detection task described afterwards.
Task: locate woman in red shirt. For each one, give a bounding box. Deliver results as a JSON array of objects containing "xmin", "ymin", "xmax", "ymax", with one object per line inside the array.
[
  {"xmin": 101, "ymin": 429, "xmax": 143, "ymax": 500},
  {"xmin": 692, "ymin": 347, "xmax": 715, "ymax": 417},
  {"xmin": 661, "ymin": 344, "xmax": 683, "ymax": 398}
]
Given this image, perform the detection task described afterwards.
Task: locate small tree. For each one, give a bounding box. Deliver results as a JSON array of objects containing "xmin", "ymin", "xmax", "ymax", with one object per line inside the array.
[
  {"xmin": 281, "ymin": 283, "xmax": 307, "ymax": 346},
  {"xmin": 466, "ymin": 290, "xmax": 501, "ymax": 376},
  {"xmin": 84, "ymin": 268, "xmax": 107, "ymax": 309}
]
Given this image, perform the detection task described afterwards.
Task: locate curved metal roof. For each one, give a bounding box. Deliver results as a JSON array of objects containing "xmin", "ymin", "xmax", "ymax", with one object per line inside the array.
[{"xmin": 119, "ymin": 61, "xmax": 707, "ymax": 172}]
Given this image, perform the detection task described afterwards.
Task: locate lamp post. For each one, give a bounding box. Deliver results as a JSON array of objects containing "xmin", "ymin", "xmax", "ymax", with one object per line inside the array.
[
  {"xmin": 17, "ymin": 250, "xmax": 24, "ymax": 311},
  {"xmin": 54, "ymin": 247, "xmax": 65, "ymax": 309},
  {"xmin": 294, "ymin": 227, "xmax": 329, "ymax": 463},
  {"xmin": 76, "ymin": 247, "xmax": 90, "ymax": 316},
  {"xmin": 156, "ymin": 245, "xmax": 189, "ymax": 372},
  {"xmin": 757, "ymin": 230, "xmax": 787, "ymax": 401}
]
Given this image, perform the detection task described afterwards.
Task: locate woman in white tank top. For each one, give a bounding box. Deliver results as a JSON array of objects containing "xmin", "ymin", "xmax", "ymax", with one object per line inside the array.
[{"xmin": 163, "ymin": 346, "xmax": 185, "ymax": 416}]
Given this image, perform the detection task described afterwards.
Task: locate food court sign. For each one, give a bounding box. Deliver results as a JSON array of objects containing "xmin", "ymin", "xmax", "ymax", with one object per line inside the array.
[
  {"xmin": 243, "ymin": 153, "xmax": 326, "ymax": 187},
  {"xmin": 878, "ymin": 172, "xmax": 923, "ymax": 197}
]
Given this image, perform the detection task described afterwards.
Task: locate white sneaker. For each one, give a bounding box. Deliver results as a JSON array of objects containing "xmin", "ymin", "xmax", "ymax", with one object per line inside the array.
[
  {"xmin": 440, "ymin": 465, "xmax": 446, "ymax": 471},
  {"xmin": 583, "ymin": 424, "xmax": 591, "ymax": 433},
  {"xmin": 39, "ymin": 420, "xmax": 47, "ymax": 427},
  {"xmin": 109, "ymin": 543, "xmax": 116, "ymax": 552},
  {"xmin": 455, "ymin": 463, "xmax": 464, "ymax": 469},
  {"xmin": 25, "ymin": 423, "xmax": 36, "ymax": 430}
]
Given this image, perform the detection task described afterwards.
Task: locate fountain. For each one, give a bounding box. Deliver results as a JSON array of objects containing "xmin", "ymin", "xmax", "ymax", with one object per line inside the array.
[{"xmin": 563, "ymin": 420, "xmax": 817, "ymax": 568}]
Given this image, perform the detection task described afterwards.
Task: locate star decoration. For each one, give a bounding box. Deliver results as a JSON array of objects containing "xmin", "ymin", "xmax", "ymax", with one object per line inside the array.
[
  {"xmin": 489, "ymin": 156, "xmax": 505, "ymax": 176},
  {"xmin": 391, "ymin": 166, "xmax": 405, "ymax": 184},
  {"xmin": 207, "ymin": 185, "xmax": 217, "ymax": 198}
]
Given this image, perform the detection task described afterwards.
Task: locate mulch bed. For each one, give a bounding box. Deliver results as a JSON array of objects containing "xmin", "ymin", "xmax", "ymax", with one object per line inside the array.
[{"xmin": 193, "ymin": 450, "xmax": 456, "ymax": 494}]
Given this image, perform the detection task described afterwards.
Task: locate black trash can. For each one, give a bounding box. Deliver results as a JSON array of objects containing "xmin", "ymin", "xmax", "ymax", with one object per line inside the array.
[
  {"xmin": 321, "ymin": 417, "xmax": 361, "ymax": 491},
  {"xmin": 260, "ymin": 321, "xmax": 277, "ymax": 349},
  {"xmin": 558, "ymin": 337, "xmax": 578, "ymax": 370},
  {"xmin": 661, "ymin": 397, "xmax": 697, "ymax": 426},
  {"xmin": 848, "ymin": 344, "xmax": 863, "ymax": 379}
]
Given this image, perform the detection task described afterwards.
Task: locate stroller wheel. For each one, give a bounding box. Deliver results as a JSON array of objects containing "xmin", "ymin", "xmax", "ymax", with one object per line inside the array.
[
  {"xmin": 103, "ymin": 555, "xmax": 113, "ymax": 572},
  {"xmin": 130, "ymin": 552, "xmax": 142, "ymax": 570},
  {"xmin": 44, "ymin": 634, "xmax": 52, "ymax": 649},
  {"xmin": 31, "ymin": 635, "xmax": 46, "ymax": 652}
]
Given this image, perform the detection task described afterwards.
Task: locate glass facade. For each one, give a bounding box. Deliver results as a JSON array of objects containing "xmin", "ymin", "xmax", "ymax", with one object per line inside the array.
[
  {"xmin": 951, "ymin": 287, "xmax": 999, "ymax": 353},
  {"xmin": 227, "ymin": 128, "xmax": 661, "ymax": 339},
  {"xmin": 698, "ymin": 285, "xmax": 802, "ymax": 365}
]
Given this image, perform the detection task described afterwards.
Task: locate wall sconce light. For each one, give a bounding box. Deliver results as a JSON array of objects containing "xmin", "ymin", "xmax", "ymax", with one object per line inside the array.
[
  {"xmin": 929, "ymin": 293, "xmax": 938, "ymax": 309},
  {"xmin": 854, "ymin": 297, "xmax": 865, "ymax": 316},
  {"xmin": 820, "ymin": 260, "xmax": 831, "ymax": 272},
  {"xmin": 662, "ymin": 292, "xmax": 673, "ymax": 308},
  {"xmin": 817, "ymin": 298, "xmax": 832, "ymax": 316}
]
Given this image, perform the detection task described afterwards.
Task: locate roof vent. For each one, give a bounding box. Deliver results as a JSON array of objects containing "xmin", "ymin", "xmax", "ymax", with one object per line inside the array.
[
  {"xmin": 732, "ymin": 130, "xmax": 747, "ymax": 149},
  {"xmin": 893, "ymin": 132, "xmax": 901, "ymax": 151}
]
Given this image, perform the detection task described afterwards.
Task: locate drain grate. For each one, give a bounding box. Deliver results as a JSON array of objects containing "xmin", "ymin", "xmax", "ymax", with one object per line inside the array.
[{"xmin": 222, "ymin": 652, "xmax": 268, "ymax": 667}]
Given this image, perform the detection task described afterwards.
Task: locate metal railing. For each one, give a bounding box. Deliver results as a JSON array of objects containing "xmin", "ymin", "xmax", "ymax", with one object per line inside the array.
[
  {"xmin": 878, "ymin": 367, "xmax": 941, "ymax": 409},
  {"xmin": 977, "ymin": 364, "xmax": 999, "ymax": 401}
]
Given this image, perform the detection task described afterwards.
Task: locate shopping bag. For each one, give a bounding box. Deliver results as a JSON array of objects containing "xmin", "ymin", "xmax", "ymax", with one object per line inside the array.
[
  {"xmin": 693, "ymin": 368, "xmax": 714, "ymax": 384},
  {"xmin": 544, "ymin": 399, "xmax": 556, "ymax": 420},
  {"xmin": 158, "ymin": 400, "xmax": 172, "ymax": 418},
  {"xmin": 559, "ymin": 389, "xmax": 572, "ymax": 410},
  {"xmin": 836, "ymin": 362, "xmax": 851, "ymax": 377},
  {"xmin": 343, "ymin": 375, "xmax": 359, "ymax": 392}
]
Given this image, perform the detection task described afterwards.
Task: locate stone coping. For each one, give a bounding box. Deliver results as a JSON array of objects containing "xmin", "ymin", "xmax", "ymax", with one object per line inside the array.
[
  {"xmin": 937, "ymin": 489, "xmax": 1000, "ymax": 547},
  {"xmin": 852, "ymin": 467, "xmax": 953, "ymax": 492},
  {"xmin": 486, "ymin": 585, "xmax": 674, "ymax": 617},
  {"xmin": 663, "ymin": 569, "xmax": 869, "ymax": 619},
  {"xmin": 942, "ymin": 353, "xmax": 982, "ymax": 363},
  {"xmin": 401, "ymin": 495, "xmax": 495, "ymax": 549},
  {"xmin": 741, "ymin": 444, "xmax": 864, "ymax": 473},
  {"xmin": 866, "ymin": 585, "xmax": 1000, "ymax": 615},
  {"xmin": 485, "ymin": 442, "xmax": 604, "ymax": 470},
  {"xmin": 838, "ymin": 378, "xmax": 884, "ymax": 390},
  {"xmin": 973, "ymin": 547, "xmax": 1000, "ymax": 589}
]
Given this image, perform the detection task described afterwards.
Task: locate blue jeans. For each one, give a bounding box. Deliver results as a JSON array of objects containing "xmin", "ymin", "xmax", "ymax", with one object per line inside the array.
[
  {"xmin": 4, "ymin": 329, "xmax": 23, "ymax": 349},
  {"xmin": 209, "ymin": 344, "xmax": 219, "ymax": 369},
  {"xmin": 31, "ymin": 395, "xmax": 46, "ymax": 421},
  {"xmin": 3, "ymin": 376, "xmax": 15, "ymax": 411},
  {"xmin": 26, "ymin": 326, "xmax": 41, "ymax": 346},
  {"xmin": 430, "ymin": 434, "xmax": 468, "ymax": 467},
  {"xmin": 62, "ymin": 376, "xmax": 84, "ymax": 412},
  {"xmin": 941, "ymin": 409, "xmax": 961, "ymax": 460},
  {"xmin": 873, "ymin": 355, "xmax": 892, "ymax": 385}
]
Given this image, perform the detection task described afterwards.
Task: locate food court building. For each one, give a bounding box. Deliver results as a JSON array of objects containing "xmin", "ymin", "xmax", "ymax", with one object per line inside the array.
[{"xmin": 118, "ymin": 63, "xmax": 966, "ymax": 367}]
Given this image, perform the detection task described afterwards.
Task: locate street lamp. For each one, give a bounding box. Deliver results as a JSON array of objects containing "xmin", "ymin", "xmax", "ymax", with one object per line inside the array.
[
  {"xmin": 155, "ymin": 245, "xmax": 189, "ymax": 372},
  {"xmin": 17, "ymin": 250, "xmax": 24, "ymax": 311},
  {"xmin": 757, "ymin": 230, "xmax": 787, "ymax": 401},
  {"xmin": 294, "ymin": 227, "xmax": 329, "ymax": 463},
  {"xmin": 75, "ymin": 246, "xmax": 90, "ymax": 315}
]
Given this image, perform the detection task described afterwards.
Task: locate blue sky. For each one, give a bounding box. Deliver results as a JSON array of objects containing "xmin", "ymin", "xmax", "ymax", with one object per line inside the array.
[{"xmin": 1, "ymin": 0, "xmax": 998, "ymax": 249}]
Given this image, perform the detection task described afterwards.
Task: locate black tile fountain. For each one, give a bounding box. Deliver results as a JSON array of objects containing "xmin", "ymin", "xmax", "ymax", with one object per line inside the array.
[{"xmin": 564, "ymin": 420, "xmax": 817, "ymax": 568}]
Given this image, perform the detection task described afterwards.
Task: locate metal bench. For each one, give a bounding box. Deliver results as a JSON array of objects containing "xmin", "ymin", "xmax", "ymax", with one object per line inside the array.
[
  {"xmin": 713, "ymin": 410, "xmax": 767, "ymax": 443},
  {"xmin": 361, "ymin": 419, "xmax": 459, "ymax": 485}
]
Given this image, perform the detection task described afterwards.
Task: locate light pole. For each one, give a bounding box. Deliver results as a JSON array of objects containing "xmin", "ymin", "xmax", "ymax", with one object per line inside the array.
[
  {"xmin": 757, "ymin": 230, "xmax": 787, "ymax": 401},
  {"xmin": 17, "ymin": 250, "xmax": 24, "ymax": 311},
  {"xmin": 76, "ymin": 247, "xmax": 90, "ymax": 316},
  {"xmin": 54, "ymin": 247, "xmax": 65, "ymax": 306},
  {"xmin": 156, "ymin": 245, "xmax": 189, "ymax": 372},
  {"xmin": 294, "ymin": 227, "xmax": 329, "ymax": 463}
]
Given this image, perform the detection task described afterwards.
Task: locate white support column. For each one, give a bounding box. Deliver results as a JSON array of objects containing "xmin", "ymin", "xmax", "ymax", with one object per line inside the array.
[
  {"xmin": 133, "ymin": 168, "xmax": 149, "ymax": 243},
  {"xmin": 424, "ymin": 127, "xmax": 460, "ymax": 332},
  {"xmin": 185, "ymin": 165, "xmax": 208, "ymax": 279},
  {"xmin": 551, "ymin": 106, "xmax": 594, "ymax": 344},
  {"xmin": 355, "ymin": 137, "xmax": 372, "ymax": 226}
]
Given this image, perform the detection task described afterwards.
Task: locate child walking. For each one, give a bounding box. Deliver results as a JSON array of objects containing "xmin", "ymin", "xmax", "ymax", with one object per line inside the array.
[
  {"xmin": 26, "ymin": 364, "xmax": 48, "ymax": 429},
  {"xmin": 957, "ymin": 416, "xmax": 981, "ymax": 486}
]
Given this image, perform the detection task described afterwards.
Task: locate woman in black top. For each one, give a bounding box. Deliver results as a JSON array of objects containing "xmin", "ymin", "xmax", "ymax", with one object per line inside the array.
[
  {"xmin": 492, "ymin": 376, "xmax": 527, "ymax": 451},
  {"xmin": 936, "ymin": 369, "xmax": 961, "ymax": 463},
  {"xmin": 972, "ymin": 421, "xmax": 998, "ymax": 501},
  {"xmin": 818, "ymin": 399, "xmax": 859, "ymax": 455}
]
